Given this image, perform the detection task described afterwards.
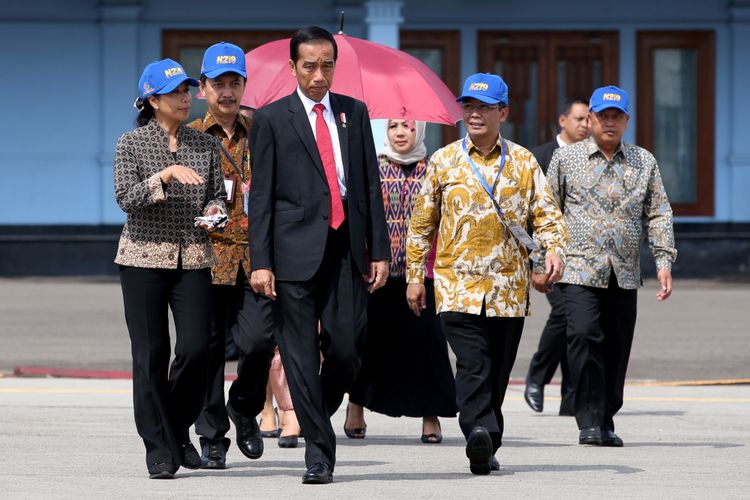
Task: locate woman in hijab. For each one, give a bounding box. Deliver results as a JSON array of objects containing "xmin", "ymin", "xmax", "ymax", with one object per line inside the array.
[{"xmin": 345, "ymin": 119, "xmax": 457, "ymax": 443}]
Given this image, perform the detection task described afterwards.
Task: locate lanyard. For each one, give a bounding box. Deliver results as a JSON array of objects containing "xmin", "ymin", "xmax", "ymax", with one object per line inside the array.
[
  {"xmin": 462, "ymin": 137, "xmax": 506, "ymax": 215},
  {"xmin": 462, "ymin": 138, "xmax": 540, "ymax": 253},
  {"xmin": 211, "ymin": 132, "xmax": 247, "ymax": 182}
]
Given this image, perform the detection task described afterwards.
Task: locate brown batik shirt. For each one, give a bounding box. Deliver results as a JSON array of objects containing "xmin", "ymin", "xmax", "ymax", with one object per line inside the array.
[{"xmin": 187, "ymin": 112, "xmax": 252, "ymax": 285}]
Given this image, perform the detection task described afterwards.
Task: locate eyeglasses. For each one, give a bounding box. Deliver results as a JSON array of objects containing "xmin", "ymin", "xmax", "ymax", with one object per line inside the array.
[{"xmin": 461, "ymin": 102, "xmax": 499, "ymax": 113}]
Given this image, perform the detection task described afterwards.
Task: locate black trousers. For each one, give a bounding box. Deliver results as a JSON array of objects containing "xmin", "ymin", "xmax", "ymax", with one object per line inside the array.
[
  {"xmin": 274, "ymin": 221, "xmax": 368, "ymax": 470},
  {"xmin": 119, "ymin": 264, "xmax": 211, "ymax": 467},
  {"xmin": 526, "ymin": 286, "xmax": 572, "ymax": 405},
  {"xmin": 195, "ymin": 266, "xmax": 275, "ymax": 442},
  {"xmin": 560, "ymin": 273, "xmax": 637, "ymax": 432},
  {"xmin": 440, "ymin": 310, "xmax": 524, "ymax": 454}
]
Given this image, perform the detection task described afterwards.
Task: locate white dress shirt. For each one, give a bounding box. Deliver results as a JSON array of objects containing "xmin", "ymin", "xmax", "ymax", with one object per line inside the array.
[
  {"xmin": 556, "ymin": 133, "xmax": 568, "ymax": 148},
  {"xmin": 296, "ymin": 87, "xmax": 347, "ymax": 197}
]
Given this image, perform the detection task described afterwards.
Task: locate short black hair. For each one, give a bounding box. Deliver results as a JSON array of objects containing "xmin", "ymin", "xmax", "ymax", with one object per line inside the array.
[
  {"xmin": 560, "ymin": 97, "xmax": 589, "ymax": 116},
  {"xmin": 290, "ymin": 26, "xmax": 338, "ymax": 63}
]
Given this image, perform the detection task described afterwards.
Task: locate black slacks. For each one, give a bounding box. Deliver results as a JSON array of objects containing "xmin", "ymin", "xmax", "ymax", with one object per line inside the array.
[
  {"xmin": 440, "ymin": 310, "xmax": 524, "ymax": 453},
  {"xmin": 274, "ymin": 221, "xmax": 368, "ymax": 470},
  {"xmin": 526, "ymin": 286, "xmax": 573, "ymax": 405},
  {"xmin": 195, "ymin": 266, "xmax": 275, "ymax": 442},
  {"xmin": 119, "ymin": 264, "xmax": 211, "ymax": 467},
  {"xmin": 560, "ymin": 272, "xmax": 637, "ymax": 432}
]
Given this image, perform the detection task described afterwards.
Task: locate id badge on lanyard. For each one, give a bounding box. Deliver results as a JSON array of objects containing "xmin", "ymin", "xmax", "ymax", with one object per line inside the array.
[
  {"xmin": 214, "ymin": 135, "xmax": 249, "ymax": 214},
  {"xmin": 462, "ymin": 138, "xmax": 540, "ymax": 256}
]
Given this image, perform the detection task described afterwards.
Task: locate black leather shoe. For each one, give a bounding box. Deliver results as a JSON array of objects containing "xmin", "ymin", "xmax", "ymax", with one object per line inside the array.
[
  {"xmin": 302, "ymin": 462, "xmax": 333, "ymax": 484},
  {"xmin": 601, "ymin": 430, "xmax": 624, "ymax": 447},
  {"xmin": 489, "ymin": 455, "xmax": 500, "ymax": 471},
  {"xmin": 465, "ymin": 426, "xmax": 493, "ymax": 475},
  {"xmin": 524, "ymin": 382, "xmax": 544, "ymax": 412},
  {"xmin": 180, "ymin": 442, "xmax": 202, "ymax": 469},
  {"xmin": 579, "ymin": 427, "xmax": 603, "ymax": 446},
  {"xmin": 148, "ymin": 462, "xmax": 176, "ymax": 479},
  {"xmin": 278, "ymin": 435, "xmax": 299, "ymax": 448},
  {"xmin": 199, "ymin": 437, "xmax": 230, "ymax": 469},
  {"xmin": 227, "ymin": 402, "xmax": 264, "ymax": 460}
]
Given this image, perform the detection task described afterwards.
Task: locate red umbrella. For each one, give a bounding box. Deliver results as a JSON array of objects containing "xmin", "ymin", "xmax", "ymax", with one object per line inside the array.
[{"xmin": 241, "ymin": 34, "xmax": 462, "ymax": 125}]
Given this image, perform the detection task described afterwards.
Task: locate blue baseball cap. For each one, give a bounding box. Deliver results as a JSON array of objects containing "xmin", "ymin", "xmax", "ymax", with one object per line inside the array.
[
  {"xmin": 201, "ymin": 42, "xmax": 247, "ymax": 79},
  {"xmin": 456, "ymin": 73, "xmax": 509, "ymax": 106},
  {"xmin": 138, "ymin": 58, "xmax": 198, "ymax": 99},
  {"xmin": 590, "ymin": 85, "xmax": 629, "ymax": 114}
]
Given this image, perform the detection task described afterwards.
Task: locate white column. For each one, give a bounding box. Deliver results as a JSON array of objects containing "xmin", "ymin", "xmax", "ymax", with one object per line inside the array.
[
  {"xmin": 99, "ymin": 4, "xmax": 141, "ymax": 223},
  {"xmin": 364, "ymin": 1, "xmax": 403, "ymax": 48},
  {"xmin": 364, "ymin": 1, "xmax": 404, "ymax": 147}
]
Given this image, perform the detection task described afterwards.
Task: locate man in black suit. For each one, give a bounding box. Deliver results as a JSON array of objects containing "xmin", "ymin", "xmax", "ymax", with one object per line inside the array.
[
  {"xmin": 524, "ymin": 97, "xmax": 589, "ymax": 415},
  {"xmin": 247, "ymin": 26, "xmax": 390, "ymax": 484}
]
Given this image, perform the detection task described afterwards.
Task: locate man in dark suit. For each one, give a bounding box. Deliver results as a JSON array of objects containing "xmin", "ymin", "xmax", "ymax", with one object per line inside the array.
[
  {"xmin": 247, "ymin": 26, "xmax": 390, "ymax": 484},
  {"xmin": 524, "ymin": 97, "xmax": 589, "ymax": 416}
]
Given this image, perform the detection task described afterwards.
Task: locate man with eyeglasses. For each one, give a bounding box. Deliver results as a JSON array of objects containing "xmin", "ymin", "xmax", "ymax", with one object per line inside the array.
[
  {"xmin": 406, "ymin": 73, "xmax": 568, "ymax": 475},
  {"xmin": 545, "ymin": 86, "xmax": 675, "ymax": 447}
]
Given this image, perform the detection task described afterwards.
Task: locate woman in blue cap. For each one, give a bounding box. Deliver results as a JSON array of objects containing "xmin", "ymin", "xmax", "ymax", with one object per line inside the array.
[{"xmin": 114, "ymin": 58, "xmax": 226, "ymax": 479}]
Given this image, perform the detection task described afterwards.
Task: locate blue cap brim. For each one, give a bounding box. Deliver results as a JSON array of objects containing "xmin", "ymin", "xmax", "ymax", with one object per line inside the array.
[
  {"xmin": 590, "ymin": 103, "xmax": 629, "ymax": 115},
  {"xmin": 456, "ymin": 94, "xmax": 503, "ymax": 105},
  {"xmin": 203, "ymin": 67, "xmax": 247, "ymax": 79},
  {"xmin": 154, "ymin": 76, "xmax": 200, "ymax": 96}
]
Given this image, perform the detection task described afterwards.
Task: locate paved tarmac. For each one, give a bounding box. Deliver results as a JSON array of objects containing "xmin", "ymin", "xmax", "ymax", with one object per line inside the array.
[
  {"xmin": 0, "ymin": 277, "xmax": 748, "ymax": 497},
  {"xmin": 1, "ymin": 277, "xmax": 748, "ymax": 381},
  {"xmin": 0, "ymin": 377, "xmax": 748, "ymax": 499}
]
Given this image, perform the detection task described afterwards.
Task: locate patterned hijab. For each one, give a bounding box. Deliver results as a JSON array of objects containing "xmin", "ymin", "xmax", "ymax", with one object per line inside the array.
[{"xmin": 379, "ymin": 119, "xmax": 427, "ymax": 165}]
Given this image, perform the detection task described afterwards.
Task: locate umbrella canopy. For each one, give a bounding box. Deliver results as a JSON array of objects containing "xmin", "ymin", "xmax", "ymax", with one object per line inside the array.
[{"xmin": 242, "ymin": 34, "xmax": 462, "ymax": 125}]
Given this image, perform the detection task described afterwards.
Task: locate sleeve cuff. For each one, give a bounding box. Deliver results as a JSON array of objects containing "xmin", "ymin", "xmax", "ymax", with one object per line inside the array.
[
  {"xmin": 655, "ymin": 257, "xmax": 672, "ymax": 272},
  {"xmin": 147, "ymin": 173, "xmax": 166, "ymax": 202},
  {"xmin": 406, "ymin": 268, "xmax": 425, "ymax": 284}
]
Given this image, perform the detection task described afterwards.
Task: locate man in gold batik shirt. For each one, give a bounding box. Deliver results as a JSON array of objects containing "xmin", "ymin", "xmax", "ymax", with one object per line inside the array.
[{"xmin": 406, "ymin": 73, "xmax": 568, "ymax": 475}]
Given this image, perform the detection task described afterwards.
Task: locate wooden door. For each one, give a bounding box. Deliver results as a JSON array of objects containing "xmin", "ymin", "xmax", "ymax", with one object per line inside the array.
[{"xmin": 478, "ymin": 31, "xmax": 618, "ymax": 148}]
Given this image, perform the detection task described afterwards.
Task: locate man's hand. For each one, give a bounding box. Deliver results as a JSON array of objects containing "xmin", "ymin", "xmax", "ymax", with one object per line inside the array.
[
  {"xmin": 364, "ymin": 260, "xmax": 389, "ymax": 293},
  {"xmin": 250, "ymin": 269, "xmax": 276, "ymax": 300},
  {"xmin": 545, "ymin": 253, "xmax": 565, "ymax": 284},
  {"xmin": 532, "ymin": 272, "xmax": 553, "ymax": 293},
  {"xmin": 406, "ymin": 284, "xmax": 427, "ymax": 316},
  {"xmin": 656, "ymin": 269, "xmax": 672, "ymax": 302}
]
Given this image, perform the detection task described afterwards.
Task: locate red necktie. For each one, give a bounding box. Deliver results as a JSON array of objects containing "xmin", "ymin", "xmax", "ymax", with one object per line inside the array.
[{"xmin": 313, "ymin": 103, "xmax": 345, "ymax": 229}]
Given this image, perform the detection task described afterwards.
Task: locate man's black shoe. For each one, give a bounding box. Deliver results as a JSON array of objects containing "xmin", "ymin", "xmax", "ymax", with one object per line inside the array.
[
  {"xmin": 148, "ymin": 462, "xmax": 176, "ymax": 479},
  {"xmin": 302, "ymin": 462, "xmax": 333, "ymax": 484},
  {"xmin": 227, "ymin": 401, "xmax": 264, "ymax": 459},
  {"xmin": 489, "ymin": 455, "xmax": 500, "ymax": 471},
  {"xmin": 601, "ymin": 430, "xmax": 624, "ymax": 447},
  {"xmin": 179, "ymin": 442, "xmax": 202, "ymax": 469},
  {"xmin": 524, "ymin": 382, "xmax": 544, "ymax": 412},
  {"xmin": 579, "ymin": 427, "xmax": 603, "ymax": 446},
  {"xmin": 466, "ymin": 426, "xmax": 493, "ymax": 475},
  {"xmin": 200, "ymin": 437, "xmax": 230, "ymax": 469}
]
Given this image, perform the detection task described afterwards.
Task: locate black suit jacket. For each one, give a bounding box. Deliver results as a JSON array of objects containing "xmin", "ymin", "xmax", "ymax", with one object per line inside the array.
[
  {"xmin": 248, "ymin": 91, "xmax": 390, "ymax": 282},
  {"xmin": 530, "ymin": 140, "xmax": 559, "ymax": 175}
]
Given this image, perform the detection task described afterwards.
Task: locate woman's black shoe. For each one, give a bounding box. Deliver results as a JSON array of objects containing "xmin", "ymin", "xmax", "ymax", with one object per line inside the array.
[{"xmin": 278, "ymin": 435, "xmax": 299, "ymax": 448}]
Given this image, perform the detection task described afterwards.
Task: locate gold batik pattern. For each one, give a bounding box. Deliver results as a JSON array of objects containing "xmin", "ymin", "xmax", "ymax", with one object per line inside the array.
[{"xmin": 406, "ymin": 135, "xmax": 568, "ymax": 317}]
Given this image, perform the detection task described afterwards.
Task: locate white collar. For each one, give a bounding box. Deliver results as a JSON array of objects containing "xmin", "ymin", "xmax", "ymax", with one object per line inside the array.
[
  {"xmin": 296, "ymin": 87, "xmax": 332, "ymax": 115},
  {"xmin": 556, "ymin": 134, "xmax": 568, "ymax": 148}
]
